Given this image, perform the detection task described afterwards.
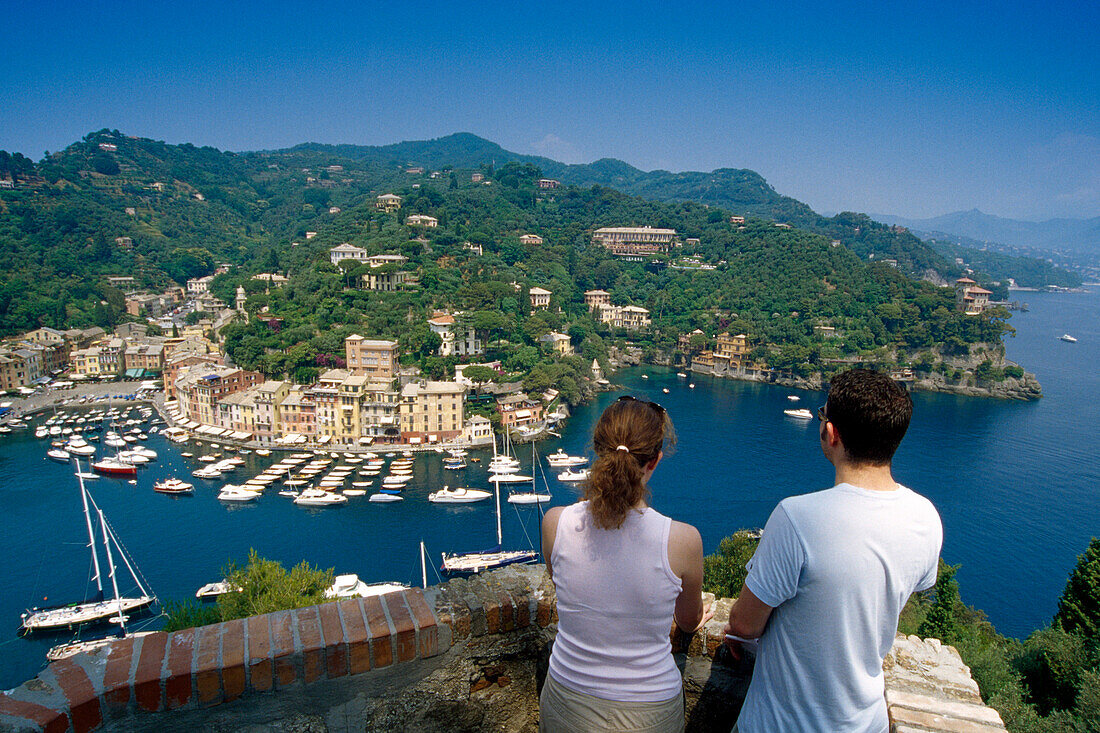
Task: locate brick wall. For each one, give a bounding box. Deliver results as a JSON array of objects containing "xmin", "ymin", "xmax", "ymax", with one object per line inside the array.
[{"xmin": 0, "ymin": 565, "xmax": 1003, "ymax": 733}]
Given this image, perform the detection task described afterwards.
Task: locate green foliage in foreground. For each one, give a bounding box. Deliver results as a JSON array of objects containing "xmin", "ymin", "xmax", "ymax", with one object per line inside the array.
[
  {"xmin": 701, "ymin": 530, "xmax": 760, "ymax": 599},
  {"xmin": 162, "ymin": 549, "xmax": 335, "ymax": 631},
  {"xmin": 705, "ymin": 533, "xmax": 1100, "ymax": 732},
  {"xmin": 900, "ymin": 544, "xmax": 1100, "ymax": 732}
]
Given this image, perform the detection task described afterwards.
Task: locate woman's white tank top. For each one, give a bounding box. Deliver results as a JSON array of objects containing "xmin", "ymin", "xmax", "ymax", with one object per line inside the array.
[{"xmin": 547, "ymin": 501, "xmax": 684, "ymax": 702}]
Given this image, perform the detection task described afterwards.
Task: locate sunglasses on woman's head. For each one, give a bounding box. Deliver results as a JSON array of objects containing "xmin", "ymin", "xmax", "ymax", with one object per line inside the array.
[{"xmin": 617, "ymin": 395, "xmax": 666, "ymax": 414}]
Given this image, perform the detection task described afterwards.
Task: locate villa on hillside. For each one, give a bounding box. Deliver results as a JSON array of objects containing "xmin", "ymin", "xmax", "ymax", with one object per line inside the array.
[
  {"xmin": 955, "ymin": 277, "xmax": 992, "ymax": 315},
  {"xmin": 592, "ymin": 226, "xmax": 678, "ymax": 257},
  {"xmin": 375, "ymin": 194, "xmax": 402, "ymax": 213}
]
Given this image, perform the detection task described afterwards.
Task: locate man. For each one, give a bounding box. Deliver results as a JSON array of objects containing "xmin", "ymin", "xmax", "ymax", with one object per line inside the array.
[{"xmin": 725, "ymin": 368, "xmax": 942, "ymax": 732}]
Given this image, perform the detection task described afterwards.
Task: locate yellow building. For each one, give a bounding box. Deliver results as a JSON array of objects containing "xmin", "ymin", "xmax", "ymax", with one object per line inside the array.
[
  {"xmin": 375, "ymin": 194, "xmax": 402, "ymax": 213},
  {"xmin": 399, "ymin": 381, "xmax": 467, "ymax": 443}
]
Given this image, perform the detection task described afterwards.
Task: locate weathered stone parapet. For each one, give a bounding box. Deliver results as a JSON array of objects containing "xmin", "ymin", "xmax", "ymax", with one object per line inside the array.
[
  {"xmin": 885, "ymin": 635, "xmax": 1007, "ymax": 732},
  {"xmin": 0, "ymin": 566, "xmax": 1004, "ymax": 733}
]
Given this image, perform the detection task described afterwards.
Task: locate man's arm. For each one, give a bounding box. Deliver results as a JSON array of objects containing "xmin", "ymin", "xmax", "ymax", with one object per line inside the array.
[{"xmin": 723, "ymin": 584, "xmax": 774, "ymax": 658}]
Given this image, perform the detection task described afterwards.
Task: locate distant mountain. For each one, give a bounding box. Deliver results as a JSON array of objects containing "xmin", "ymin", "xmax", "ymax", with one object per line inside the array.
[{"xmin": 873, "ymin": 209, "xmax": 1100, "ymax": 254}]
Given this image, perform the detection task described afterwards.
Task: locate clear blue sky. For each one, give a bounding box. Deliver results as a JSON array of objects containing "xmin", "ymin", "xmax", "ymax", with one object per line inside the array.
[{"xmin": 3, "ymin": 0, "xmax": 1097, "ymax": 220}]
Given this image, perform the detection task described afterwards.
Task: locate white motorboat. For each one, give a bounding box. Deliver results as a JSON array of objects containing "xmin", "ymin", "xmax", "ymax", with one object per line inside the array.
[
  {"xmin": 545, "ymin": 449, "xmax": 588, "ymax": 467},
  {"xmin": 294, "ymin": 488, "xmax": 348, "ymax": 507},
  {"xmin": 783, "ymin": 408, "xmax": 814, "ymax": 419},
  {"xmin": 428, "ymin": 486, "xmax": 492, "ymax": 503},
  {"xmin": 369, "ymin": 492, "xmax": 404, "ymax": 502},
  {"xmin": 489, "ymin": 472, "xmax": 534, "ymax": 483},
  {"xmin": 47, "ymin": 448, "xmax": 71, "ymax": 463},
  {"xmin": 195, "ymin": 580, "xmax": 239, "ymax": 600},
  {"xmin": 192, "ymin": 466, "xmax": 223, "ymax": 479},
  {"xmin": 255, "ymin": 449, "xmax": 272, "ymax": 456},
  {"xmin": 326, "ymin": 574, "xmax": 408, "ymax": 599},
  {"xmin": 557, "ymin": 469, "xmax": 590, "ymax": 482},
  {"xmin": 787, "ymin": 395, "xmax": 801, "ymax": 401},
  {"xmin": 22, "ymin": 469, "xmax": 155, "ymax": 632},
  {"xmin": 153, "ymin": 478, "xmax": 194, "ymax": 495},
  {"xmin": 217, "ymin": 485, "xmax": 261, "ymax": 502},
  {"xmin": 1061, "ymin": 334, "xmax": 1078, "ymax": 343}
]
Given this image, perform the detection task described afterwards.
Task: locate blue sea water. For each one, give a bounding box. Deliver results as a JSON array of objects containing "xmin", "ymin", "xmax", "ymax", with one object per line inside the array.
[{"xmin": 1, "ymin": 289, "xmax": 1097, "ymax": 688}]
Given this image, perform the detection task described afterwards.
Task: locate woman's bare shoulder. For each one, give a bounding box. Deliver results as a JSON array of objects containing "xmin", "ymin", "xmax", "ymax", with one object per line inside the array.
[{"xmin": 668, "ymin": 520, "xmax": 702, "ymax": 550}]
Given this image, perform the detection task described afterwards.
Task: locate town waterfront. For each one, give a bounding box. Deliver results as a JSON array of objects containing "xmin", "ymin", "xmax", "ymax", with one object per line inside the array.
[{"xmin": 1, "ymin": 289, "xmax": 1098, "ymax": 688}]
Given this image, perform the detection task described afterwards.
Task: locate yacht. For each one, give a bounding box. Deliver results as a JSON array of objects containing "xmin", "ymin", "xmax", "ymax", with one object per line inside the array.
[
  {"xmin": 557, "ymin": 469, "xmax": 590, "ymax": 482},
  {"xmin": 546, "ymin": 449, "xmax": 588, "ymax": 467},
  {"xmin": 47, "ymin": 448, "xmax": 72, "ymax": 463},
  {"xmin": 153, "ymin": 478, "xmax": 194, "ymax": 495},
  {"xmin": 92, "ymin": 458, "xmax": 137, "ymax": 476},
  {"xmin": 22, "ymin": 471, "xmax": 155, "ymax": 632},
  {"xmin": 787, "ymin": 395, "xmax": 801, "ymax": 401},
  {"xmin": 428, "ymin": 486, "xmax": 492, "ymax": 503},
  {"xmin": 294, "ymin": 488, "xmax": 348, "ymax": 507},
  {"xmin": 783, "ymin": 408, "xmax": 814, "ymax": 419},
  {"xmin": 195, "ymin": 580, "xmax": 239, "ymax": 600},
  {"xmin": 1060, "ymin": 334, "xmax": 1078, "ymax": 343},
  {"xmin": 325, "ymin": 574, "xmax": 409, "ymax": 599},
  {"xmin": 217, "ymin": 485, "xmax": 261, "ymax": 502},
  {"xmin": 369, "ymin": 491, "xmax": 404, "ymax": 502}
]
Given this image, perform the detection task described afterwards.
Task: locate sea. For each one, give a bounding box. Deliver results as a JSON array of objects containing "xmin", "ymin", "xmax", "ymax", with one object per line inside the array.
[{"xmin": 1, "ymin": 288, "xmax": 1097, "ymax": 689}]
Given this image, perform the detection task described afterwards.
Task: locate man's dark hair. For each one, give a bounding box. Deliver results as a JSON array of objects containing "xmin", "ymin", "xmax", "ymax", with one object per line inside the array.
[{"xmin": 825, "ymin": 369, "xmax": 912, "ymax": 465}]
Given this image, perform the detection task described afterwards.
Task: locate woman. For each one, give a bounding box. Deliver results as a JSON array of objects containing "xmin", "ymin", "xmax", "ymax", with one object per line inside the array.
[{"xmin": 540, "ymin": 396, "xmax": 709, "ymax": 732}]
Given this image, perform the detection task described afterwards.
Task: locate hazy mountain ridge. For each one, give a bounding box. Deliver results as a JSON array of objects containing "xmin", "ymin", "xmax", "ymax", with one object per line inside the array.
[{"xmin": 873, "ymin": 209, "xmax": 1100, "ymax": 253}]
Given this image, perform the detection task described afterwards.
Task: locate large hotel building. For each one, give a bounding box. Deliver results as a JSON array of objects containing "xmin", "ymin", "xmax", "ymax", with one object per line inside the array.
[{"xmin": 591, "ymin": 226, "xmax": 678, "ymax": 256}]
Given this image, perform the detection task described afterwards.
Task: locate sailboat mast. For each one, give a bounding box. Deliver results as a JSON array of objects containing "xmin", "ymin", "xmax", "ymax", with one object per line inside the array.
[
  {"xmin": 76, "ymin": 461, "xmax": 105, "ymax": 600},
  {"xmin": 97, "ymin": 505, "xmax": 127, "ymax": 636},
  {"xmin": 494, "ymin": 481, "xmax": 502, "ymax": 546},
  {"xmin": 88, "ymin": 491, "xmax": 152, "ymax": 599},
  {"xmin": 420, "ymin": 541, "xmax": 428, "ymax": 589}
]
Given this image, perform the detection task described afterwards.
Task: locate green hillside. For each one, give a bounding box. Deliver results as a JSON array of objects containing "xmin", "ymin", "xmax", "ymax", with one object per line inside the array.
[{"xmin": 0, "ymin": 130, "xmax": 1014, "ymax": 394}]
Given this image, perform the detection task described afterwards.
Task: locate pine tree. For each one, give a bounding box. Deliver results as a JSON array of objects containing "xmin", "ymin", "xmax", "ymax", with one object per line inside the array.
[
  {"xmin": 919, "ymin": 559, "xmax": 962, "ymax": 644},
  {"xmin": 1054, "ymin": 537, "xmax": 1100, "ymax": 641}
]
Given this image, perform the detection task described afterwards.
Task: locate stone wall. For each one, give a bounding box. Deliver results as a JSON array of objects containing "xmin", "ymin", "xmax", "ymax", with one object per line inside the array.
[{"xmin": 0, "ymin": 565, "xmax": 1006, "ymax": 733}]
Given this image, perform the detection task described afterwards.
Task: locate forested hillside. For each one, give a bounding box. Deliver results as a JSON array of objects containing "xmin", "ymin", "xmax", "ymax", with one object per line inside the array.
[{"xmin": 0, "ymin": 130, "xmax": 1015, "ymax": 394}]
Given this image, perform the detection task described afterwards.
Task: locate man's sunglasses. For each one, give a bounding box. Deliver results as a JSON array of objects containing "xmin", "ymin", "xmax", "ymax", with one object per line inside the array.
[
  {"xmin": 817, "ymin": 405, "xmax": 828, "ymax": 422},
  {"xmin": 617, "ymin": 395, "xmax": 666, "ymax": 414}
]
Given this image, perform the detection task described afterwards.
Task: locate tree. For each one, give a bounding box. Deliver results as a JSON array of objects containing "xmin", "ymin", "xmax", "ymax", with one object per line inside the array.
[
  {"xmin": 701, "ymin": 531, "xmax": 760, "ymax": 599},
  {"xmin": 1054, "ymin": 537, "xmax": 1100, "ymax": 641},
  {"xmin": 217, "ymin": 549, "xmax": 334, "ymax": 620},
  {"xmin": 919, "ymin": 559, "xmax": 962, "ymax": 644}
]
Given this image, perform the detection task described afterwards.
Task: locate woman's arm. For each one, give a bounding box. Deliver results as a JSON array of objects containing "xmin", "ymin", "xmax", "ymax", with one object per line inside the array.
[
  {"xmin": 668, "ymin": 521, "xmax": 710, "ymax": 632},
  {"xmin": 541, "ymin": 506, "xmax": 565, "ymax": 579}
]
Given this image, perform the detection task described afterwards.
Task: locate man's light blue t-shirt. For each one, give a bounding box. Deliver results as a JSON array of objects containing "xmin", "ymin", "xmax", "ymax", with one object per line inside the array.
[{"xmin": 737, "ymin": 483, "xmax": 942, "ymax": 733}]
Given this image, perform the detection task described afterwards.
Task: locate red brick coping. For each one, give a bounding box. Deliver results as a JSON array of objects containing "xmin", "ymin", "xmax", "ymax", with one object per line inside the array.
[{"xmin": 0, "ymin": 581, "xmax": 556, "ymax": 733}]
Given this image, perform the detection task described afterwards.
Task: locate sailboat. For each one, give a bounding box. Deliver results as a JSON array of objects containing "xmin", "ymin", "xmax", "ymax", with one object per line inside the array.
[
  {"xmin": 22, "ymin": 465, "xmax": 156, "ymax": 633},
  {"xmin": 46, "ymin": 491, "xmax": 159, "ymax": 660},
  {"xmin": 441, "ymin": 435, "xmax": 540, "ymax": 575},
  {"xmin": 508, "ymin": 443, "xmax": 552, "ymax": 505}
]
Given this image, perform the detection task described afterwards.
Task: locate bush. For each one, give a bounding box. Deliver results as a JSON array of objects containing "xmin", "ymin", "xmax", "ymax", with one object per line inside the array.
[
  {"xmin": 161, "ymin": 550, "xmax": 335, "ymax": 631},
  {"xmin": 702, "ymin": 530, "xmax": 760, "ymax": 599}
]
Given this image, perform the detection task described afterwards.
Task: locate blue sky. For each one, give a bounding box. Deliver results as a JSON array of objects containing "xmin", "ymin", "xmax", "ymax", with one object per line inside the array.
[{"xmin": 3, "ymin": 0, "xmax": 1097, "ymax": 220}]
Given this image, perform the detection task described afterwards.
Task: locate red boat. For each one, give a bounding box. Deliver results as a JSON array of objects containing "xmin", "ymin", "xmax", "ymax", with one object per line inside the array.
[{"xmin": 92, "ymin": 459, "xmax": 137, "ymax": 476}]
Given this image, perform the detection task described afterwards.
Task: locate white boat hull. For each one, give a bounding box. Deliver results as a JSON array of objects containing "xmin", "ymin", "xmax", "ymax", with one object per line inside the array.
[{"xmin": 22, "ymin": 595, "xmax": 154, "ymax": 631}]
